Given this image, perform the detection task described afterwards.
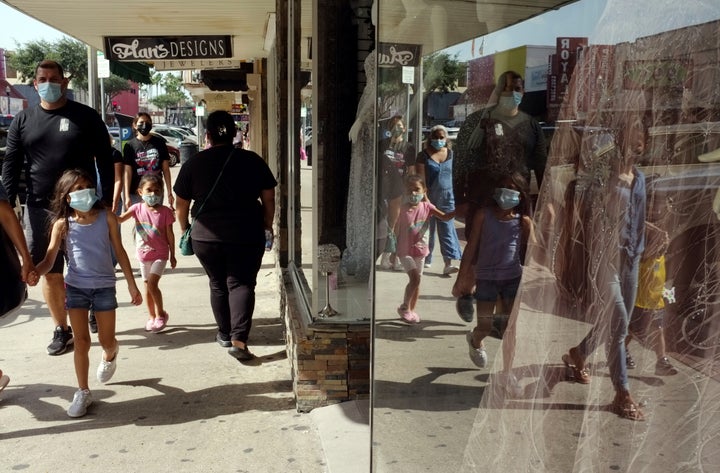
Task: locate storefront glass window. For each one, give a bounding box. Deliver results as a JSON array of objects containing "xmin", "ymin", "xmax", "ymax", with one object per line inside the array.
[{"xmin": 373, "ymin": 0, "xmax": 720, "ymax": 470}]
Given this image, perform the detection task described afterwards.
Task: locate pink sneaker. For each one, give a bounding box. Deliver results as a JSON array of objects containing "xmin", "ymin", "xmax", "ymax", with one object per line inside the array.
[
  {"xmin": 152, "ymin": 312, "xmax": 168, "ymax": 332},
  {"xmin": 145, "ymin": 318, "xmax": 154, "ymax": 332},
  {"xmin": 409, "ymin": 311, "xmax": 421, "ymax": 323},
  {"xmin": 397, "ymin": 306, "xmax": 415, "ymax": 324}
]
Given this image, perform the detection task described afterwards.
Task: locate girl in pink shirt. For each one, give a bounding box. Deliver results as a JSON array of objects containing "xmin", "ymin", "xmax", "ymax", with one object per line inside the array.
[
  {"xmin": 120, "ymin": 173, "xmax": 176, "ymax": 332},
  {"xmin": 394, "ymin": 175, "xmax": 455, "ymax": 323}
]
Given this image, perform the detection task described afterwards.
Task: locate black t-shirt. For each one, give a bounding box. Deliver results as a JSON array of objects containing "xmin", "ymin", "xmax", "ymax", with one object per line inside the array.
[
  {"xmin": 122, "ymin": 136, "xmax": 170, "ymax": 194},
  {"xmin": 173, "ymin": 144, "xmax": 278, "ymax": 244},
  {"xmin": 378, "ymin": 138, "xmax": 416, "ymax": 177},
  {"xmin": 2, "ymin": 100, "xmax": 114, "ymax": 208}
]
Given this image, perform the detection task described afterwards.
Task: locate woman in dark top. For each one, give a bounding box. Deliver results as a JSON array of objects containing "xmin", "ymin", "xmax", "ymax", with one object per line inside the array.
[
  {"xmin": 174, "ymin": 111, "xmax": 277, "ymax": 361},
  {"xmin": 123, "ymin": 112, "xmax": 173, "ymax": 210}
]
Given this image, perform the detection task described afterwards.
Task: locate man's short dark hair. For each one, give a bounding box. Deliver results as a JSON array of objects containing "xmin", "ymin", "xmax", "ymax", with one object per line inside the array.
[{"xmin": 36, "ymin": 60, "xmax": 64, "ymax": 78}]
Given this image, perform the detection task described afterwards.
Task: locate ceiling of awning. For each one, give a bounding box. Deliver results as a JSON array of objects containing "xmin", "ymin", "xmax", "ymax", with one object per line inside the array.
[
  {"xmin": 1, "ymin": 0, "xmax": 312, "ymax": 65},
  {"xmin": 3, "ymin": 0, "xmax": 577, "ymax": 66}
]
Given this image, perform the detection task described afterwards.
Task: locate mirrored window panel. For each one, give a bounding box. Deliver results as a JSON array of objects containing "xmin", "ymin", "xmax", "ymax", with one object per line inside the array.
[{"xmin": 373, "ymin": 0, "xmax": 720, "ymax": 471}]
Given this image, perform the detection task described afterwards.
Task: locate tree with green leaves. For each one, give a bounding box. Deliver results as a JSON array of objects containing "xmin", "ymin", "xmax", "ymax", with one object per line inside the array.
[
  {"xmin": 8, "ymin": 38, "xmax": 89, "ymax": 91},
  {"xmin": 149, "ymin": 73, "xmax": 190, "ymax": 109},
  {"xmin": 8, "ymin": 38, "xmax": 138, "ymax": 113},
  {"xmin": 422, "ymin": 52, "xmax": 467, "ymax": 95},
  {"xmin": 101, "ymin": 75, "xmax": 133, "ymax": 113}
]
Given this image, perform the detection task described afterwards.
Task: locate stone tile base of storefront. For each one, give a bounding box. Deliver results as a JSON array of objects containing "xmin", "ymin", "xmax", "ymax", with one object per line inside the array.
[{"xmin": 283, "ymin": 270, "xmax": 371, "ymax": 413}]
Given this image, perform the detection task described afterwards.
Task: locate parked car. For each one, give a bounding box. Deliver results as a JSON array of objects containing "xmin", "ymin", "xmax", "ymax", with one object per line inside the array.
[
  {"xmin": 149, "ymin": 133, "xmax": 180, "ymax": 167},
  {"xmin": 153, "ymin": 125, "xmax": 197, "ymax": 144}
]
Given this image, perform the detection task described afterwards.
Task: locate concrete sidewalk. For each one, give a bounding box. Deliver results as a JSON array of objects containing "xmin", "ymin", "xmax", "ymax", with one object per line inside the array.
[{"xmin": 0, "ymin": 206, "xmax": 369, "ymax": 472}]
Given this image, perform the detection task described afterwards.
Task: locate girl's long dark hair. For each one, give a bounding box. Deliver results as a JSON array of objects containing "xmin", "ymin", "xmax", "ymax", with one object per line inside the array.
[{"xmin": 50, "ymin": 168, "xmax": 103, "ymax": 236}]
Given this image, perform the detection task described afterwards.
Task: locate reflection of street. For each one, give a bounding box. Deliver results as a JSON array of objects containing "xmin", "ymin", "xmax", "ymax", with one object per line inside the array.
[{"xmin": 372, "ymin": 228, "xmax": 719, "ymax": 472}]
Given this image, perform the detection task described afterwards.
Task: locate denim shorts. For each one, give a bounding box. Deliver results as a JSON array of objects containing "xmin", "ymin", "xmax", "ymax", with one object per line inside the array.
[
  {"xmin": 65, "ymin": 285, "xmax": 118, "ymax": 312},
  {"xmin": 474, "ymin": 277, "xmax": 521, "ymax": 302}
]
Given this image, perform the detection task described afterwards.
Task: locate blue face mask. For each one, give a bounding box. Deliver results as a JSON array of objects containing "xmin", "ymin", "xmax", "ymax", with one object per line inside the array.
[
  {"xmin": 142, "ymin": 194, "xmax": 162, "ymax": 207},
  {"xmin": 431, "ymin": 139, "xmax": 446, "ymax": 150},
  {"xmin": 493, "ymin": 187, "xmax": 520, "ymax": 210},
  {"xmin": 408, "ymin": 193, "xmax": 424, "ymax": 205},
  {"xmin": 68, "ymin": 188, "xmax": 98, "ymax": 212},
  {"xmin": 512, "ymin": 91, "xmax": 523, "ymax": 106},
  {"xmin": 37, "ymin": 82, "xmax": 63, "ymax": 103}
]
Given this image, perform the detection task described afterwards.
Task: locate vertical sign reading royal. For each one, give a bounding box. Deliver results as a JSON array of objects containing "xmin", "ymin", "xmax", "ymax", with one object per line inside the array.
[{"xmin": 104, "ymin": 36, "xmax": 232, "ymax": 61}]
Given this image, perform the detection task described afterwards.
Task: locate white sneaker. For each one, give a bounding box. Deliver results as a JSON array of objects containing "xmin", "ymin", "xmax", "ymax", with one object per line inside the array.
[
  {"xmin": 97, "ymin": 345, "xmax": 119, "ymax": 383},
  {"xmin": 424, "ymin": 262, "xmax": 432, "ymax": 269},
  {"xmin": 497, "ymin": 372, "xmax": 523, "ymax": 398},
  {"xmin": 392, "ymin": 260, "xmax": 404, "ymax": 271},
  {"xmin": 443, "ymin": 263, "xmax": 459, "ymax": 275},
  {"xmin": 379, "ymin": 253, "xmax": 392, "ymax": 270},
  {"xmin": 67, "ymin": 389, "xmax": 93, "ymax": 417},
  {"xmin": 466, "ymin": 332, "xmax": 488, "ymax": 368}
]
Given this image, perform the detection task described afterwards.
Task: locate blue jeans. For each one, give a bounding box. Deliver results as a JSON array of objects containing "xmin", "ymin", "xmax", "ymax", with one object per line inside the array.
[
  {"xmin": 426, "ymin": 188, "xmax": 462, "ymax": 265},
  {"xmin": 577, "ymin": 254, "xmax": 639, "ymax": 391}
]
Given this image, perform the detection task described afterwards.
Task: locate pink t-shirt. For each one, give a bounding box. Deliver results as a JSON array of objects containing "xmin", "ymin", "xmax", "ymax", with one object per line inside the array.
[
  {"xmin": 128, "ymin": 203, "xmax": 176, "ymax": 262},
  {"xmin": 396, "ymin": 201, "xmax": 436, "ymax": 258}
]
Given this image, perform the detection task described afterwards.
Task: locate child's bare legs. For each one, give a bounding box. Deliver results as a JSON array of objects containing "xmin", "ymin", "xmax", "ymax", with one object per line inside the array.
[
  {"xmin": 145, "ymin": 273, "xmax": 164, "ymax": 318},
  {"xmin": 649, "ymin": 326, "xmax": 667, "ymax": 359},
  {"xmin": 498, "ymin": 296, "xmax": 516, "ymax": 372},
  {"xmin": 94, "ymin": 309, "xmax": 118, "ymax": 362},
  {"xmin": 471, "ymin": 301, "xmax": 496, "ymax": 349},
  {"xmin": 403, "ymin": 269, "xmax": 421, "ymax": 312},
  {"xmin": 68, "ymin": 309, "xmax": 92, "ymax": 390}
]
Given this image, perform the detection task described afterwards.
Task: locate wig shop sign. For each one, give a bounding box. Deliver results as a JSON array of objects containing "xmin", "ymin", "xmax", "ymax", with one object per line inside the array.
[
  {"xmin": 378, "ymin": 43, "xmax": 422, "ymax": 68},
  {"xmin": 104, "ymin": 36, "xmax": 232, "ymax": 61}
]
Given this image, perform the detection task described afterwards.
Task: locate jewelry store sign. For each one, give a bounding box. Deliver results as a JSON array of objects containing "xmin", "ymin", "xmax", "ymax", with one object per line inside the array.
[{"xmin": 104, "ymin": 36, "xmax": 232, "ymax": 61}]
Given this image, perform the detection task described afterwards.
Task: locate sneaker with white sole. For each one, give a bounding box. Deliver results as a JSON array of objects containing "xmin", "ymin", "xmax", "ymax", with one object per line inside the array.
[
  {"xmin": 379, "ymin": 253, "xmax": 392, "ymax": 270},
  {"xmin": 152, "ymin": 312, "xmax": 168, "ymax": 332},
  {"xmin": 97, "ymin": 345, "xmax": 119, "ymax": 383},
  {"xmin": 67, "ymin": 389, "xmax": 93, "ymax": 417},
  {"xmin": 392, "ymin": 260, "xmax": 404, "ymax": 271},
  {"xmin": 496, "ymin": 372, "xmax": 523, "ymax": 398},
  {"xmin": 466, "ymin": 332, "xmax": 488, "ymax": 367},
  {"xmin": 443, "ymin": 264, "xmax": 459, "ymax": 275},
  {"xmin": 47, "ymin": 326, "xmax": 74, "ymax": 356}
]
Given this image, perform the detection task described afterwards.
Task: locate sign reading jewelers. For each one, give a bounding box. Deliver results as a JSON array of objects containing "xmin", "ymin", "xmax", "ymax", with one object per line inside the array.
[{"xmin": 104, "ymin": 36, "xmax": 232, "ymax": 61}]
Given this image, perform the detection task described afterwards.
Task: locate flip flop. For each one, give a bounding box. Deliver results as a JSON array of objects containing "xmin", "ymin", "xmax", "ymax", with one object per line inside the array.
[
  {"xmin": 611, "ymin": 397, "xmax": 645, "ymax": 421},
  {"xmin": 562, "ymin": 354, "xmax": 591, "ymax": 384}
]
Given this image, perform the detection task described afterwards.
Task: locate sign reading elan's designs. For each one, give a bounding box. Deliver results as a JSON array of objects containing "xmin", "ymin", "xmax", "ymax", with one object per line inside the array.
[
  {"xmin": 104, "ymin": 36, "xmax": 232, "ymax": 61},
  {"xmin": 378, "ymin": 43, "xmax": 422, "ymax": 68}
]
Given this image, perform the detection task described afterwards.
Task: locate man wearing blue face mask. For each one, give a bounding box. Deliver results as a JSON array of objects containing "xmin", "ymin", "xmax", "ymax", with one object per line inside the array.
[
  {"xmin": 2, "ymin": 59, "xmax": 114, "ymax": 356},
  {"xmin": 454, "ymin": 70, "xmax": 547, "ymax": 212}
]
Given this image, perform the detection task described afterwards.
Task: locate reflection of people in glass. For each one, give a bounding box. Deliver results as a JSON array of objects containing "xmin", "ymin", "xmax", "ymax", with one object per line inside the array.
[
  {"xmin": 626, "ymin": 220, "xmax": 677, "ymax": 375},
  {"xmin": 561, "ymin": 108, "xmax": 647, "ymax": 421},
  {"xmin": 378, "ymin": 116, "xmax": 416, "ymax": 271},
  {"xmin": 452, "ymin": 172, "xmax": 534, "ymax": 370},
  {"xmin": 416, "ymin": 125, "xmax": 463, "ymax": 274},
  {"xmin": 394, "ymin": 175, "xmax": 455, "ymax": 323},
  {"xmin": 455, "ymin": 71, "xmax": 547, "ymax": 207}
]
